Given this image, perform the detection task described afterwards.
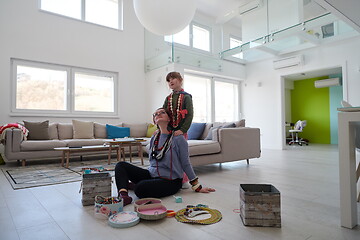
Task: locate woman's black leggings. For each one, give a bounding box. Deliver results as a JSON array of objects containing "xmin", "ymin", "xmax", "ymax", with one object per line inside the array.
[{"xmin": 114, "ymin": 161, "xmax": 182, "ymax": 199}]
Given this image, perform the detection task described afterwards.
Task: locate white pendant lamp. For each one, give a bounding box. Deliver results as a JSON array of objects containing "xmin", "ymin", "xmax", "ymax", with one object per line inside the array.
[{"xmin": 133, "ymin": 0, "xmax": 196, "ymax": 36}]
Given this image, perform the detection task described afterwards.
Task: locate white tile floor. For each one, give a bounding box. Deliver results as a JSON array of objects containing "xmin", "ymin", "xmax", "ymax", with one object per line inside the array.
[{"xmin": 1, "ymin": 144, "xmax": 360, "ymax": 240}]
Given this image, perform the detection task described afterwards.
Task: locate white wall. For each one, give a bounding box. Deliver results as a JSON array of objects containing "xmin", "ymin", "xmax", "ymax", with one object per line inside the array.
[
  {"xmin": 0, "ymin": 0, "xmax": 146, "ymax": 125},
  {"xmin": 244, "ymin": 36, "xmax": 360, "ymax": 149}
]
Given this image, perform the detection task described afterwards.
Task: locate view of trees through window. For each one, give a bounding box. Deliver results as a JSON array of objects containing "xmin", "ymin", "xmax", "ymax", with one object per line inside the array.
[
  {"xmin": 74, "ymin": 73, "xmax": 114, "ymax": 112},
  {"xmin": 13, "ymin": 60, "xmax": 116, "ymax": 115},
  {"xmin": 16, "ymin": 66, "xmax": 67, "ymax": 111}
]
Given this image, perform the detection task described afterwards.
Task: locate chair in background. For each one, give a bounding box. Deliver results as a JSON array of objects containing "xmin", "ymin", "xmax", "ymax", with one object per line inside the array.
[{"xmin": 288, "ymin": 120, "xmax": 308, "ymax": 146}]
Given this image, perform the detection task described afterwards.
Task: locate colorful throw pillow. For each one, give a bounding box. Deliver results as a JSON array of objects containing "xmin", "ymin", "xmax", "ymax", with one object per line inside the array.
[
  {"xmin": 106, "ymin": 124, "xmax": 130, "ymax": 139},
  {"xmin": 187, "ymin": 123, "xmax": 206, "ymax": 140},
  {"xmin": 146, "ymin": 123, "xmax": 157, "ymax": 137},
  {"xmin": 23, "ymin": 120, "xmax": 50, "ymax": 140}
]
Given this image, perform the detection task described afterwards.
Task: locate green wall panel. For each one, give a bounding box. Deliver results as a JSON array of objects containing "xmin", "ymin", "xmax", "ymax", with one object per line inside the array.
[{"xmin": 291, "ymin": 77, "xmax": 331, "ymax": 144}]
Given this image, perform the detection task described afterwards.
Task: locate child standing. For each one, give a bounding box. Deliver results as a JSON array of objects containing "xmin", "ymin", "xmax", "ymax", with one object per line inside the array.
[
  {"xmin": 162, "ymin": 72, "xmax": 193, "ymax": 137},
  {"xmin": 162, "ymin": 72, "xmax": 193, "ymax": 185}
]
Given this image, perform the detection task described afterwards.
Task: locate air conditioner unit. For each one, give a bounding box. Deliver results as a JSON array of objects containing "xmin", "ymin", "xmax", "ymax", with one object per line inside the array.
[
  {"xmin": 239, "ymin": 0, "xmax": 263, "ymax": 15},
  {"xmin": 314, "ymin": 78, "xmax": 341, "ymax": 88},
  {"xmin": 273, "ymin": 55, "xmax": 304, "ymax": 70}
]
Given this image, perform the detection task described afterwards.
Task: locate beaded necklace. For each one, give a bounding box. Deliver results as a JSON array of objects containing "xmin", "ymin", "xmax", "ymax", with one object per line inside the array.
[
  {"xmin": 168, "ymin": 90, "xmax": 185, "ymax": 128},
  {"xmin": 151, "ymin": 131, "xmax": 174, "ymax": 180},
  {"xmin": 151, "ymin": 131, "xmax": 173, "ymax": 161}
]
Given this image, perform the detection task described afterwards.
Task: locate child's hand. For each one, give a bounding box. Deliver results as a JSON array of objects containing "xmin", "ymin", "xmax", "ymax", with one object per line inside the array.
[{"xmin": 174, "ymin": 130, "xmax": 183, "ymax": 136}]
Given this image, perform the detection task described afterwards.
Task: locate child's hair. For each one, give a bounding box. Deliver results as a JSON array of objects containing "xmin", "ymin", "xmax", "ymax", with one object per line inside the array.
[{"xmin": 166, "ymin": 72, "xmax": 183, "ymax": 82}]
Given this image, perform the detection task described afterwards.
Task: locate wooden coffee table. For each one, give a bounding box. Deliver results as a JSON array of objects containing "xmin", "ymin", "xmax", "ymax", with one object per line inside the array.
[
  {"xmin": 106, "ymin": 139, "xmax": 144, "ymax": 165},
  {"xmin": 55, "ymin": 145, "xmax": 119, "ymax": 168}
]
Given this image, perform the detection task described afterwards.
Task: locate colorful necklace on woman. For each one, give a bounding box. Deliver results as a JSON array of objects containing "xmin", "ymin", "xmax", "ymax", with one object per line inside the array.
[{"xmin": 151, "ymin": 131, "xmax": 174, "ymax": 161}]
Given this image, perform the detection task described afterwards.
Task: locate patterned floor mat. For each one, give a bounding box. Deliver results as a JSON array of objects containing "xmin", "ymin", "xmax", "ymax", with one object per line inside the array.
[{"xmin": 1, "ymin": 158, "xmax": 148, "ymax": 190}]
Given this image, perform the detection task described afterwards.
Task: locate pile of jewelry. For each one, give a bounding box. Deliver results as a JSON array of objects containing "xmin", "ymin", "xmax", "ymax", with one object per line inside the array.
[{"xmin": 175, "ymin": 204, "xmax": 222, "ymax": 225}]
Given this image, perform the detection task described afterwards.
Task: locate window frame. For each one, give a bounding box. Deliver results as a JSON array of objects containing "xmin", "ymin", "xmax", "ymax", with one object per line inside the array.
[
  {"xmin": 184, "ymin": 72, "xmax": 241, "ymax": 122},
  {"xmin": 38, "ymin": 0, "xmax": 123, "ymax": 30},
  {"xmin": 11, "ymin": 58, "xmax": 118, "ymax": 118},
  {"xmin": 213, "ymin": 77, "xmax": 241, "ymax": 122},
  {"xmin": 165, "ymin": 21, "xmax": 212, "ymax": 54}
]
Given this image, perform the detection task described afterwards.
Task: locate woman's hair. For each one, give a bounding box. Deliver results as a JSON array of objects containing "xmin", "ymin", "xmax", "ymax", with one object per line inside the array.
[
  {"xmin": 166, "ymin": 72, "xmax": 183, "ymax": 82},
  {"xmin": 152, "ymin": 108, "xmax": 172, "ymax": 131}
]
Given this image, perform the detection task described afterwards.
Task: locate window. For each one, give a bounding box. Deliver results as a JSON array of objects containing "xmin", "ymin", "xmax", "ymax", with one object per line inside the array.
[
  {"xmin": 192, "ymin": 25, "xmax": 210, "ymax": 52},
  {"xmin": 16, "ymin": 65, "xmax": 67, "ymax": 111},
  {"xmin": 12, "ymin": 59, "xmax": 117, "ymax": 116},
  {"xmin": 184, "ymin": 74, "xmax": 240, "ymax": 122},
  {"xmin": 183, "ymin": 75, "xmax": 211, "ymax": 122},
  {"xmin": 74, "ymin": 72, "xmax": 115, "ymax": 112},
  {"xmin": 40, "ymin": 0, "xmax": 122, "ymax": 29},
  {"xmin": 230, "ymin": 37, "xmax": 243, "ymax": 59},
  {"xmin": 165, "ymin": 23, "xmax": 211, "ymax": 52},
  {"xmin": 214, "ymin": 80, "xmax": 239, "ymax": 122}
]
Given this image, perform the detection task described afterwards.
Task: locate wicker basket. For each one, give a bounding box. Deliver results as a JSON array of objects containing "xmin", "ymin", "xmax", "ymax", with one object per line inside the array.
[
  {"xmin": 239, "ymin": 184, "xmax": 281, "ymax": 227},
  {"xmin": 136, "ymin": 203, "xmax": 167, "ymax": 220},
  {"xmin": 134, "ymin": 198, "xmax": 162, "ymax": 212},
  {"xmin": 94, "ymin": 196, "xmax": 123, "ymax": 219}
]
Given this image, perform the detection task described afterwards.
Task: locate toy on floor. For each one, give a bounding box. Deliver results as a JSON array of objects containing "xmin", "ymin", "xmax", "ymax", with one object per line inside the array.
[{"xmin": 175, "ymin": 204, "xmax": 222, "ymax": 225}]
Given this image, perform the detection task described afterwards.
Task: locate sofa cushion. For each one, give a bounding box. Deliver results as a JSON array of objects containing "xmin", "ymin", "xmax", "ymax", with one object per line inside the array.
[
  {"xmin": 188, "ymin": 140, "xmax": 221, "ymax": 156},
  {"xmin": 188, "ymin": 123, "xmax": 206, "ymax": 140},
  {"xmin": 20, "ymin": 140, "xmax": 67, "ymax": 151},
  {"xmin": 94, "ymin": 123, "xmax": 107, "ymax": 139},
  {"xmin": 146, "ymin": 123, "xmax": 157, "ymax": 137},
  {"xmin": 235, "ymin": 119, "xmax": 245, "ymax": 127},
  {"xmin": 123, "ymin": 123, "xmax": 148, "ymax": 137},
  {"xmin": 63, "ymin": 139, "xmax": 107, "ymax": 147},
  {"xmin": 106, "ymin": 124, "xmax": 130, "ymax": 139},
  {"xmin": 49, "ymin": 123, "xmax": 58, "ymax": 140},
  {"xmin": 72, "ymin": 120, "xmax": 94, "ymax": 139},
  {"xmin": 200, "ymin": 123, "xmax": 212, "ymax": 140},
  {"xmin": 58, "ymin": 123, "xmax": 73, "ymax": 139},
  {"xmin": 23, "ymin": 120, "xmax": 50, "ymax": 140},
  {"xmin": 213, "ymin": 120, "xmax": 245, "ymax": 128},
  {"xmin": 205, "ymin": 123, "xmax": 236, "ymax": 140},
  {"xmin": 204, "ymin": 126, "xmax": 221, "ymax": 140}
]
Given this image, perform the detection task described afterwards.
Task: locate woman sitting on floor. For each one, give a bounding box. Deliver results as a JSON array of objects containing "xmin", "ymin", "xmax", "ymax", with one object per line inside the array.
[{"xmin": 114, "ymin": 108, "xmax": 215, "ymax": 206}]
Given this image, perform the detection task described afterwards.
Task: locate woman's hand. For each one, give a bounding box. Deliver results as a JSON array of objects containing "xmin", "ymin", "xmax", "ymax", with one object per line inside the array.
[
  {"xmin": 199, "ymin": 187, "xmax": 216, "ymax": 193},
  {"xmin": 174, "ymin": 130, "xmax": 184, "ymax": 136}
]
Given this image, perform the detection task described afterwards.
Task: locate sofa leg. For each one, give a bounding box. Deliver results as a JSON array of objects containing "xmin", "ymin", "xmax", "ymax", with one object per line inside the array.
[
  {"xmin": 21, "ymin": 160, "xmax": 26, "ymax": 166},
  {"xmin": 246, "ymin": 159, "xmax": 249, "ymax": 165}
]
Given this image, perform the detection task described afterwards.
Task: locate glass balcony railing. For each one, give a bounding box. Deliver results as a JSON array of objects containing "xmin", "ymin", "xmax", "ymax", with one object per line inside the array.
[
  {"xmin": 220, "ymin": 13, "xmax": 359, "ymax": 63},
  {"xmin": 145, "ymin": 8, "xmax": 360, "ymax": 72}
]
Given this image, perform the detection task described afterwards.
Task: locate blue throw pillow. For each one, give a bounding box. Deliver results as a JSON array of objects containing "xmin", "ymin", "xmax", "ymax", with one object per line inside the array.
[
  {"xmin": 187, "ymin": 123, "xmax": 206, "ymax": 140},
  {"xmin": 106, "ymin": 124, "xmax": 130, "ymax": 139}
]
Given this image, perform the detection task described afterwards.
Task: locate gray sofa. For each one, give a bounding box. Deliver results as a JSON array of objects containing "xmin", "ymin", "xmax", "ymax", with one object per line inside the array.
[{"xmin": 1, "ymin": 120, "xmax": 261, "ymax": 166}]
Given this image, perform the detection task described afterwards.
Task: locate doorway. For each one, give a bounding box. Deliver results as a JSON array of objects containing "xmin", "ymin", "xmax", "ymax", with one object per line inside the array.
[{"xmin": 282, "ymin": 67, "xmax": 343, "ymax": 148}]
